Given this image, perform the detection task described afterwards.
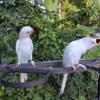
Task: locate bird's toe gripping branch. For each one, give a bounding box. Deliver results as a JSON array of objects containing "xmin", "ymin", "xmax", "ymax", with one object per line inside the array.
[
  {"xmin": 72, "ymin": 64, "xmax": 87, "ymax": 71},
  {"xmin": 31, "ymin": 61, "xmax": 35, "ymax": 67},
  {"xmin": 72, "ymin": 65, "xmax": 77, "ymax": 71},
  {"xmin": 78, "ymin": 64, "xmax": 87, "ymax": 70}
]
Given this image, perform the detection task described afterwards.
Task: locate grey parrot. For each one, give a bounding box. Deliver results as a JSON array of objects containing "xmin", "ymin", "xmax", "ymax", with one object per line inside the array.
[
  {"xmin": 16, "ymin": 26, "xmax": 35, "ymax": 83},
  {"xmin": 60, "ymin": 34, "xmax": 100, "ymax": 95}
]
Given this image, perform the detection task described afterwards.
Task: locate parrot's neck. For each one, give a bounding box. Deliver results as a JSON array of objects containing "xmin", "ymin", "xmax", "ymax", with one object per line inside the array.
[{"xmin": 19, "ymin": 37, "xmax": 31, "ymax": 40}]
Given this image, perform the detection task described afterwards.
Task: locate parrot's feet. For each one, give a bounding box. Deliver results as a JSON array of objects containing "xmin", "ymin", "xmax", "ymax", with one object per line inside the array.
[
  {"xmin": 13, "ymin": 62, "xmax": 20, "ymax": 70},
  {"xmin": 17, "ymin": 62, "xmax": 20, "ymax": 65},
  {"xmin": 72, "ymin": 64, "xmax": 86, "ymax": 71},
  {"xmin": 78, "ymin": 64, "xmax": 87, "ymax": 70},
  {"xmin": 72, "ymin": 65, "xmax": 77, "ymax": 71},
  {"xmin": 17, "ymin": 62, "xmax": 21, "ymax": 67},
  {"xmin": 31, "ymin": 61, "xmax": 35, "ymax": 67}
]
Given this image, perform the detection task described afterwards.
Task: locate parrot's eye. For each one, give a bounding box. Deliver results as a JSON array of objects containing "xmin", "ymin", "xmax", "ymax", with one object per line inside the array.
[{"xmin": 27, "ymin": 32, "xmax": 30, "ymax": 34}]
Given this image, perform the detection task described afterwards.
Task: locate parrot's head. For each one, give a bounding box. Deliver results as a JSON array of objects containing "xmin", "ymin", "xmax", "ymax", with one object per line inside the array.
[
  {"xmin": 87, "ymin": 33, "xmax": 100, "ymax": 45},
  {"xmin": 19, "ymin": 26, "xmax": 34, "ymax": 39},
  {"xmin": 82, "ymin": 37, "xmax": 97, "ymax": 50},
  {"xmin": 81, "ymin": 33, "xmax": 100, "ymax": 50}
]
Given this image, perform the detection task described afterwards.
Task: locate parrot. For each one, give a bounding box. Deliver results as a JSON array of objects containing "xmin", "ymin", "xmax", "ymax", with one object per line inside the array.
[
  {"xmin": 16, "ymin": 26, "xmax": 35, "ymax": 83},
  {"xmin": 60, "ymin": 34, "xmax": 100, "ymax": 95}
]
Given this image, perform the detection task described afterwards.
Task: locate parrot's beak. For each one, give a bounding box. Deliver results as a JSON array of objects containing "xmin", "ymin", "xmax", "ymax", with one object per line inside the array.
[
  {"xmin": 30, "ymin": 28, "xmax": 34, "ymax": 36},
  {"xmin": 30, "ymin": 28, "xmax": 35, "ymax": 38},
  {"xmin": 96, "ymin": 39, "xmax": 100, "ymax": 44},
  {"xmin": 28, "ymin": 25, "xmax": 35, "ymax": 33},
  {"xmin": 32, "ymin": 28, "xmax": 35, "ymax": 33}
]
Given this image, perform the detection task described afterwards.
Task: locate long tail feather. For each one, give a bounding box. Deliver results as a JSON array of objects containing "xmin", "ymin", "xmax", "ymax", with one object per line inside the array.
[
  {"xmin": 59, "ymin": 73, "xmax": 68, "ymax": 95},
  {"xmin": 20, "ymin": 73, "xmax": 28, "ymax": 83}
]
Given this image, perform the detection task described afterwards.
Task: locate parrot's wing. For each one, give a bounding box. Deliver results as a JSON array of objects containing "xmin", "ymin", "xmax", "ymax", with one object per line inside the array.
[
  {"xmin": 63, "ymin": 43, "xmax": 82, "ymax": 67},
  {"xmin": 30, "ymin": 39, "xmax": 33, "ymax": 52},
  {"xmin": 16, "ymin": 39, "xmax": 22, "ymax": 63}
]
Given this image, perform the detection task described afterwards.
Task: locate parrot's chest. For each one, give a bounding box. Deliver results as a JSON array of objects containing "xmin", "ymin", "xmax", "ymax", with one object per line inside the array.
[
  {"xmin": 16, "ymin": 38, "xmax": 33, "ymax": 61},
  {"xmin": 20, "ymin": 42, "xmax": 32, "ymax": 55},
  {"xmin": 20, "ymin": 46, "xmax": 31, "ymax": 58}
]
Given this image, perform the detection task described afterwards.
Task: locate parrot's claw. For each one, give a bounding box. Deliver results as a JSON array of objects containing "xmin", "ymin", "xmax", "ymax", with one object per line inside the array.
[
  {"xmin": 72, "ymin": 64, "xmax": 86, "ymax": 71},
  {"xmin": 17, "ymin": 62, "xmax": 20, "ymax": 66},
  {"xmin": 72, "ymin": 65, "xmax": 77, "ymax": 71},
  {"xmin": 78, "ymin": 64, "xmax": 87, "ymax": 70},
  {"xmin": 31, "ymin": 61, "xmax": 35, "ymax": 67},
  {"xmin": 13, "ymin": 62, "xmax": 20, "ymax": 70}
]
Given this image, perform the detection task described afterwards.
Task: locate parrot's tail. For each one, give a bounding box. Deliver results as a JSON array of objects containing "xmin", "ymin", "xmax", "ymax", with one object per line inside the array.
[
  {"xmin": 59, "ymin": 73, "xmax": 68, "ymax": 95},
  {"xmin": 20, "ymin": 73, "xmax": 28, "ymax": 83}
]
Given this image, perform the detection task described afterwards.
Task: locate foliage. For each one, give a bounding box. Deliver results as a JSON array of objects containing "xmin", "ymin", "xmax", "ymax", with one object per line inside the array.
[
  {"xmin": 45, "ymin": 0, "xmax": 58, "ymax": 12},
  {"xmin": 0, "ymin": 0, "xmax": 100, "ymax": 100},
  {"xmin": 63, "ymin": 0, "xmax": 80, "ymax": 16},
  {"xmin": 64, "ymin": 0, "xmax": 100, "ymax": 26}
]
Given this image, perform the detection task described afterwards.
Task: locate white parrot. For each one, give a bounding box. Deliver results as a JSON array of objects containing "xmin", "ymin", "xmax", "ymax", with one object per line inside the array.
[
  {"xmin": 60, "ymin": 35, "xmax": 100, "ymax": 95},
  {"xmin": 16, "ymin": 26, "xmax": 35, "ymax": 83}
]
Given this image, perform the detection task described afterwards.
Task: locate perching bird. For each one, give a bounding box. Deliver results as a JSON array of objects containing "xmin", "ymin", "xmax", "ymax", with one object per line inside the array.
[
  {"xmin": 60, "ymin": 34, "xmax": 100, "ymax": 95},
  {"xmin": 16, "ymin": 26, "xmax": 35, "ymax": 83}
]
